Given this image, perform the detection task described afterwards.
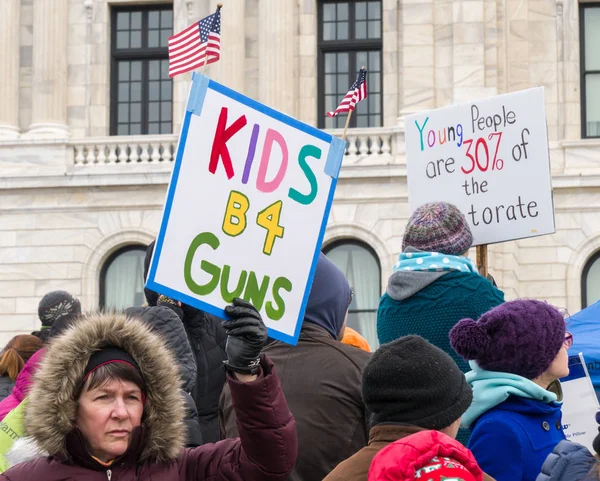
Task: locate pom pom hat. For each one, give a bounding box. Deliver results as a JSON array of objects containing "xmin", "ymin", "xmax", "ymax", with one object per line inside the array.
[{"xmin": 450, "ymin": 299, "xmax": 566, "ymax": 380}]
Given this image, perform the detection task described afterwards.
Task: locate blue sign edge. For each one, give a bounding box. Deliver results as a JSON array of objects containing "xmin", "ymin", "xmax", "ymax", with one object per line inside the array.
[{"xmin": 146, "ymin": 73, "xmax": 340, "ymax": 346}]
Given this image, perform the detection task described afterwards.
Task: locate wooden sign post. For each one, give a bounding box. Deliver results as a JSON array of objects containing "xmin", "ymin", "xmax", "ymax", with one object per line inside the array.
[{"xmin": 476, "ymin": 245, "xmax": 488, "ymax": 278}]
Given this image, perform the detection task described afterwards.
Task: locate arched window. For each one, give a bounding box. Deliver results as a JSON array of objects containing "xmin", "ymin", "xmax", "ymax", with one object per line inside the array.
[
  {"xmin": 324, "ymin": 240, "xmax": 381, "ymax": 349},
  {"xmin": 100, "ymin": 245, "xmax": 147, "ymax": 310},
  {"xmin": 582, "ymin": 250, "xmax": 600, "ymax": 308}
]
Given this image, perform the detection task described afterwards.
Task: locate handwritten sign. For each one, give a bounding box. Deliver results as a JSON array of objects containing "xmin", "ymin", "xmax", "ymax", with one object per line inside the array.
[
  {"xmin": 405, "ymin": 87, "xmax": 555, "ymax": 245},
  {"xmin": 147, "ymin": 73, "xmax": 345, "ymax": 345},
  {"xmin": 560, "ymin": 353, "xmax": 600, "ymax": 452}
]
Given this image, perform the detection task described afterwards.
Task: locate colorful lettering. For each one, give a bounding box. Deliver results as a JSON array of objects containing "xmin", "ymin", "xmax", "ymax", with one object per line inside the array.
[
  {"xmin": 415, "ymin": 117, "xmax": 429, "ymax": 151},
  {"xmin": 209, "ymin": 107, "xmax": 247, "ymax": 179},
  {"xmin": 256, "ymin": 129, "xmax": 288, "ymax": 193},
  {"xmin": 184, "ymin": 232, "xmax": 221, "ymax": 296},
  {"xmin": 256, "ymin": 200, "xmax": 285, "ymax": 255},
  {"xmin": 243, "ymin": 271, "xmax": 270, "ymax": 310},
  {"xmin": 222, "ymin": 190, "xmax": 249, "ymax": 237},
  {"xmin": 288, "ymin": 144, "xmax": 320, "ymax": 205},
  {"xmin": 266, "ymin": 277, "xmax": 293, "ymax": 321},
  {"xmin": 242, "ymin": 123, "xmax": 260, "ymax": 185}
]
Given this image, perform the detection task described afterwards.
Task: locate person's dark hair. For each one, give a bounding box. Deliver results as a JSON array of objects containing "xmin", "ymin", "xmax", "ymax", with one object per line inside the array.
[{"xmin": 78, "ymin": 362, "xmax": 146, "ymax": 399}]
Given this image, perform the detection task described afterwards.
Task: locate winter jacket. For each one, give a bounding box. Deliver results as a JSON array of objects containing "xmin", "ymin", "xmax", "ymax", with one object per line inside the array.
[
  {"xmin": 143, "ymin": 240, "xmax": 228, "ymax": 443},
  {"xmin": 324, "ymin": 424, "xmax": 495, "ymax": 481},
  {"xmin": 469, "ymin": 395, "xmax": 564, "ymax": 481},
  {"xmin": 367, "ymin": 430, "xmax": 487, "ymax": 481},
  {"xmin": 377, "ymin": 268, "xmax": 505, "ymax": 374},
  {"xmin": 0, "ymin": 399, "xmax": 26, "ymax": 472},
  {"xmin": 536, "ymin": 440, "xmax": 597, "ymax": 481},
  {"xmin": 221, "ymin": 322, "xmax": 370, "ymax": 481},
  {"xmin": 0, "ymin": 312, "xmax": 297, "ymax": 481},
  {"xmin": 0, "ymin": 379, "xmax": 13, "ymax": 404},
  {"xmin": 0, "ymin": 350, "xmax": 44, "ymax": 422},
  {"xmin": 221, "ymin": 253, "xmax": 366, "ymax": 481},
  {"xmin": 125, "ymin": 304, "xmax": 203, "ymax": 446}
]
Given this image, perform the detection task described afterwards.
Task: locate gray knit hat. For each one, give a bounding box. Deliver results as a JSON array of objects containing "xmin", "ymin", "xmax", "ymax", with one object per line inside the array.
[
  {"xmin": 403, "ymin": 202, "xmax": 473, "ymax": 256},
  {"xmin": 362, "ymin": 336, "xmax": 473, "ymax": 429}
]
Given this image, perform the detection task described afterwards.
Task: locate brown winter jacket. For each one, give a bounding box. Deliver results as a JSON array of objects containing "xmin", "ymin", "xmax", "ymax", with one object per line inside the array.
[
  {"xmin": 0, "ymin": 313, "xmax": 297, "ymax": 481},
  {"xmin": 323, "ymin": 424, "xmax": 496, "ymax": 481},
  {"xmin": 220, "ymin": 322, "xmax": 371, "ymax": 481}
]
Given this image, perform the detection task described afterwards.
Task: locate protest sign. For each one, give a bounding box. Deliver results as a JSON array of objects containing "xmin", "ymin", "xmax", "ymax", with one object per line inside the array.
[
  {"xmin": 405, "ymin": 87, "xmax": 555, "ymax": 245},
  {"xmin": 146, "ymin": 73, "xmax": 346, "ymax": 345},
  {"xmin": 560, "ymin": 353, "xmax": 600, "ymax": 452}
]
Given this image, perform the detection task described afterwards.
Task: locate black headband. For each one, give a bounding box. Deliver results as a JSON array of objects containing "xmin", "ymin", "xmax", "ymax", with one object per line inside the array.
[{"xmin": 81, "ymin": 346, "xmax": 143, "ymax": 386}]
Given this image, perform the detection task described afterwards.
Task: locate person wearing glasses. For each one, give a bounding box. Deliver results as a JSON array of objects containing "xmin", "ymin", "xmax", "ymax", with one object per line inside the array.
[{"xmin": 449, "ymin": 299, "xmax": 571, "ymax": 481}]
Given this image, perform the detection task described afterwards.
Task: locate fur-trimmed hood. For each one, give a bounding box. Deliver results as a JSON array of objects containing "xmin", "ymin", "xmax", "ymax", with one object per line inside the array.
[{"xmin": 26, "ymin": 312, "xmax": 186, "ymax": 463}]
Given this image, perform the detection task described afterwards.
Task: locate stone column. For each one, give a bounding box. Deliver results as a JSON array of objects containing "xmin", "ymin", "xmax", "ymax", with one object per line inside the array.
[
  {"xmin": 27, "ymin": 0, "xmax": 69, "ymax": 137},
  {"xmin": 258, "ymin": 0, "xmax": 297, "ymax": 116},
  {"xmin": 208, "ymin": 0, "xmax": 245, "ymax": 92},
  {"xmin": 0, "ymin": 0, "xmax": 20, "ymax": 138}
]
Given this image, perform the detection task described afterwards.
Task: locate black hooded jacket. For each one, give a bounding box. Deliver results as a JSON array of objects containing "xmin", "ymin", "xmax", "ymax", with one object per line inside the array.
[{"xmin": 143, "ymin": 241, "xmax": 228, "ymax": 444}]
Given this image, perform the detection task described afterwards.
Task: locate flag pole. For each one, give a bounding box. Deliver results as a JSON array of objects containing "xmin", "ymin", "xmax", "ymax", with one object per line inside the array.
[
  {"xmin": 342, "ymin": 110, "xmax": 353, "ymax": 140},
  {"xmin": 342, "ymin": 66, "xmax": 364, "ymax": 140},
  {"xmin": 201, "ymin": 3, "xmax": 223, "ymax": 75}
]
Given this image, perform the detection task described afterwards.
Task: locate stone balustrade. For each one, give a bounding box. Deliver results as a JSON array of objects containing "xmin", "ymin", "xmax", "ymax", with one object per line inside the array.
[
  {"xmin": 69, "ymin": 126, "xmax": 404, "ymax": 168},
  {"xmin": 70, "ymin": 135, "xmax": 177, "ymax": 165}
]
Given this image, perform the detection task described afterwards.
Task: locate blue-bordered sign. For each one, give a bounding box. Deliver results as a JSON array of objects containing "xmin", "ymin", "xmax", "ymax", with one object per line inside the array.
[{"xmin": 146, "ymin": 73, "xmax": 345, "ymax": 345}]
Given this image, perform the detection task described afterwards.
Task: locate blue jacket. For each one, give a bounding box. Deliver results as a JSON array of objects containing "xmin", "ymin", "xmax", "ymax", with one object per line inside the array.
[
  {"xmin": 469, "ymin": 395, "xmax": 566, "ymax": 481},
  {"xmin": 536, "ymin": 440, "xmax": 597, "ymax": 481}
]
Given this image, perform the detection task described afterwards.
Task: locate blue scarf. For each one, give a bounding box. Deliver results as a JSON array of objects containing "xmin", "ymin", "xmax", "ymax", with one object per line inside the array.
[{"xmin": 393, "ymin": 251, "xmax": 479, "ymax": 274}]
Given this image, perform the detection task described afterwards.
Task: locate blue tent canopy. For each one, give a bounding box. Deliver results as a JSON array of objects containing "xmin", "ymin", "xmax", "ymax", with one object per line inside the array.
[{"xmin": 568, "ymin": 300, "xmax": 600, "ymax": 401}]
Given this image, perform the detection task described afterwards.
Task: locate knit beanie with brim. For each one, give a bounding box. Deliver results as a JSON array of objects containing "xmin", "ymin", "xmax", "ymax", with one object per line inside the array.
[
  {"xmin": 362, "ymin": 335, "xmax": 473, "ymax": 430},
  {"xmin": 450, "ymin": 299, "xmax": 566, "ymax": 380},
  {"xmin": 402, "ymin": 202, "xmax": 473, "ymax": 256}
]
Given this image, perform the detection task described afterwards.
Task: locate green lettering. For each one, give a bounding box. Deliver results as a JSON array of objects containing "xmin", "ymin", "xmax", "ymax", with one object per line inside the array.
[
  {"xmin": 288, "ymin": 144, "xmax": 320, "ymax": 205},
  {"xmin": 184, "ymin": 232, "xmax": 221, "ymax": 296},
  {"xmin": 243, "ymin": 271, "xmax": 270, "ymax": 311},
  {"xmin": 266, "ymin": 277, "xmax": 292, "ymax": 321},
  {"xmin": 220, "ymin": 265, "xmax": 247, "ymax": 303}
]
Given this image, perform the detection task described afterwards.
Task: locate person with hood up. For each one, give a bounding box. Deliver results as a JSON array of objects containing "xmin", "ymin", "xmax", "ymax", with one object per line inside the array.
[
  {"xmin": 450, "ymin": 299, "xmax": 571, "ymax": 481},
  {"xmin": 126, "ymin": 297, "xmax": 203, "ymax": 446},
  {"xmin": 220, "ymin": 253, "xmax": 371, "ymax": 481},
  {"xmin": 367, "ymin": 430, "xmax": 487, "ymax": 481},
  {"xmin": 377, "ymin": 201, "xmax": 505, "ymax": 374},
  {"xmin": 32, "ymin": 290, "xmax": 81, "ymax": 343},
  {"xmin": 143, "ymin": 240, "xmax": 227, "ymax": 443},
  {"xmin": 0, "ymin": 298, "xmax": 297, "ymax": 481},
  {"xmin": 324, "ymin": 335, "xmax": 494, "ymax": 481},
  {"xmin": 0, "ymin": 335, "xmax": 43, "ymax": 403}
]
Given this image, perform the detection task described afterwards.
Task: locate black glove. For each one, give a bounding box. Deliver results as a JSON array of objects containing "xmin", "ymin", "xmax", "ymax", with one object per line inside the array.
[{"xmin": 222, "ymin": 298, "xmax": 268, "ymax": 375}]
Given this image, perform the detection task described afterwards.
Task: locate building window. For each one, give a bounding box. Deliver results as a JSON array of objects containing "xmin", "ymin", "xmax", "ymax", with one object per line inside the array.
[
  {"xmin": 581, "ymin": 4, "xmax": 600, "ymax": 138},
  {"xmin": 318, "ymin": 1, "xmax": 382, "ymax": 129},
  {"xmin": 582, "ymin": 250, "xmax": 600, "ymax": 308},
  {"xmin": 324, "ymin": 240, "xmax": 381, "ymax": 349},
  {"xmin": 111, "ymin": 6, "xmax": 173, "ymax": 136},
  {"xmin": 100, "ymin": 245, "xmax": 147, "ymax": 310}
]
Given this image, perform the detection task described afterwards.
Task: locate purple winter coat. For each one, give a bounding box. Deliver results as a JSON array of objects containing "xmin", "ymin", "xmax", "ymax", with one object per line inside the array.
[{"xmin": 0, "ymin": 313, "xmax": 297, "ymax": 481}]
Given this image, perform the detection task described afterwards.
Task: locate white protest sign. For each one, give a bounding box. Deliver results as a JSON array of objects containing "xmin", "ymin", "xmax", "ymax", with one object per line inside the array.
[
  {"xmin": 405, "ymin": 87, "xmax": 555, "ymax": 245},
  {"xmin": 146, "ymin": 73, "xmax": 346, "ymax": 345},
  {"xmin": 560, "ymin": 353, "xmax": 600, "ymax": 452}
]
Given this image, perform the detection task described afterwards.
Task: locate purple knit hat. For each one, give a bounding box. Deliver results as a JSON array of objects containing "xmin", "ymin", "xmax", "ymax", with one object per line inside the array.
[
  {"xmin": 402, "ymin": 202, "xmax": 473, "ymax": 256},
  {"xmin": 450, "ymin": 300, "xmax": 566, "ymax": 380}
]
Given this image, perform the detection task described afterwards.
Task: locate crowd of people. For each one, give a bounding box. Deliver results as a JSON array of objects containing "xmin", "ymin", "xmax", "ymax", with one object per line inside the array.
[{"xmin": 0, "ymin": 201, "xmax": 598, "ymax": 481}]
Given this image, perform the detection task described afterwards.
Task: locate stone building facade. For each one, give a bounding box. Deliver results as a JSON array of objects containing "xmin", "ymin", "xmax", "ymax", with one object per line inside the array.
[{"xmin": 1, "ymin": 0, "xmax": 599, "ymax": 347}]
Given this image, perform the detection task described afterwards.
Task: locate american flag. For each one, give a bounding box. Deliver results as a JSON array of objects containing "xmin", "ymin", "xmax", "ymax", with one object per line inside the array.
[
  {"xmin": 326, "ymin": 68, "xmax": 368, "ymax": 117},
  {"xmin": 168, "ymin": 8, "xmax": 221, "ymax": 78}
]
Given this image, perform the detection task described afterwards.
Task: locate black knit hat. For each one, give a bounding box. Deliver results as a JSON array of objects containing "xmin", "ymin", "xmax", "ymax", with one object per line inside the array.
[
  {"xmin": 362, "ymin": 335, "xmax": 473, "ymax": 430},
  {"xmin": 38, "ymin": 290, "xmax": 82, "ymax": 327}
]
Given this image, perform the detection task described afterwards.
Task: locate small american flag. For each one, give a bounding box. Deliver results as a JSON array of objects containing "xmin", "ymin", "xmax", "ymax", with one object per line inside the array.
[
  {"xmin": 168, "ymin": 7, "xmax": 221, "ymax": 78},
  {"xmin": 327, "ymin": 68, "xmax": 368, "ymax": 117}
]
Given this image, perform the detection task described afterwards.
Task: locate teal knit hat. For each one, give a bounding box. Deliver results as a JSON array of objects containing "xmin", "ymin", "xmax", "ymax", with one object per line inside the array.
[{"xmin": 403, "ymin": 202, "xmax": 473, "ymax": 256}]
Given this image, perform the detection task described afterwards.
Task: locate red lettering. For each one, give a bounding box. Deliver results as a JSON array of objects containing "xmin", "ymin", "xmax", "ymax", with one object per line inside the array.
[{"xmin": 209, "ymin": 107, "xmax": 247, "ymax": 179}]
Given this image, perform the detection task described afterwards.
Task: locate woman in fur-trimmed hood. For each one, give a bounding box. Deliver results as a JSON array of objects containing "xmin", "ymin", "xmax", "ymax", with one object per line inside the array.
[{"xmin": 1, "ymin": 302, "xmax": 297, "ymax": 481}]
